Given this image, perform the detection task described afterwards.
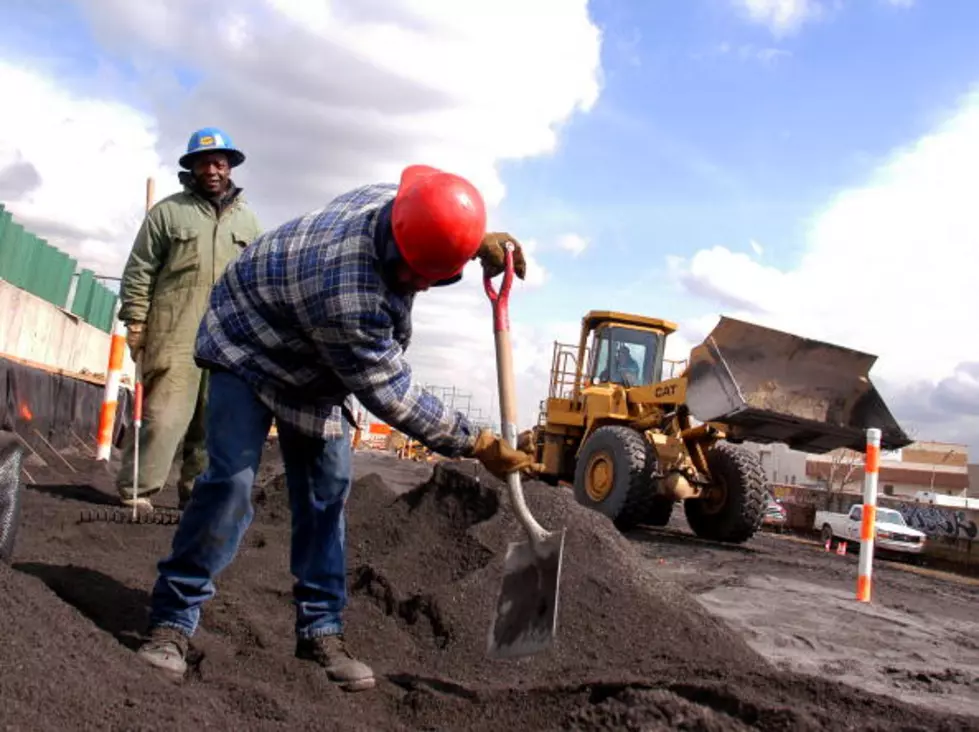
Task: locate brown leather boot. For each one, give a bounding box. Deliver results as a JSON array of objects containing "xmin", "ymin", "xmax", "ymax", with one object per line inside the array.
[
  {"xmin": 296, "ymin": 634, "xmax": 375, "ymax": 692},
  {"xmin": 136, "ymin": 626, "xmax": 189, "ymax": 679}
]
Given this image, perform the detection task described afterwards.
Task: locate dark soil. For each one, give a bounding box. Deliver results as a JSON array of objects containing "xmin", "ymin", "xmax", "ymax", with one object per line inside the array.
[{"xmin": 3, "ymin": 444, "xmax": 978, "ymax": 731}]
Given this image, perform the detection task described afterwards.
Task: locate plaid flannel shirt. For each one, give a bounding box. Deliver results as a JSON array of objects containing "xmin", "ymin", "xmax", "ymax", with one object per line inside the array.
[{"xmin": 193, "ymin": 183, "xmax": 478, "ymax": 457}]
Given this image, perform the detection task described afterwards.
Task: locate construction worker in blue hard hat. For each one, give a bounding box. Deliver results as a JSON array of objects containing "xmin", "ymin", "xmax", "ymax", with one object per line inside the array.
[{"xmin": 116, "ymin": 127, "xmax": 263, "ymax": 512}]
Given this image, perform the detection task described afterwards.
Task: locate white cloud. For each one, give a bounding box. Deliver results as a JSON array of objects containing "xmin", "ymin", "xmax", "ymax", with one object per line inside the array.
[
  {"xmin": 0, "ymin": 0, "xmax": 602, "ymax": 431},
  {"xmin": 731, "ymin": 0, "xmax": 825, "ymax": 36},
  {"xmin": 667, "ymin": 86, "xmax": 979, "ymax": 453},
  {"xmin": 555, "ymin": 232, "xmax": 589, "ymax": 257},
  {"xmin": 0, "ymin": 61, "xmax": 175, "ymax": 274},
  {"xmin": 750, "ymin": 239, "xmax": 764, "ymax": 256}
]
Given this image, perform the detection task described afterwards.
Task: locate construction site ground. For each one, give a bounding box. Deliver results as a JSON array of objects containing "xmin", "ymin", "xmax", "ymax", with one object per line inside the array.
[{"xmin": 3, "ymin": 444, "xmax": 979, "ymax": 731}]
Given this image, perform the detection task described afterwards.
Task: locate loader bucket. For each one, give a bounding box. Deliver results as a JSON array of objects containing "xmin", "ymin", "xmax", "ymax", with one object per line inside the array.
[{"xmin": 684, "ymin": 317, "xmax": 912, "ymax": 454}]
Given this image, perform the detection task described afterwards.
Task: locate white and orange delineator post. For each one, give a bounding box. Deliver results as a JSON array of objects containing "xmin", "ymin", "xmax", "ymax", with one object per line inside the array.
[
  {"xmin": 95, "ymin": 318, "xmax": 128, "ymax": 461},
  {"xmin": 856, "ymin": 427, "xmax": 882, "ymax": 602},
  {"xmin": 95, "ymin": 176, "xmax": 154, "ymax": 462}
]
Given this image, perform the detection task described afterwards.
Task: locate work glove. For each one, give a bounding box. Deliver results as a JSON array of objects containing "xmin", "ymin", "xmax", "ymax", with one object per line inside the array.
[
  {"xmin": 517, "ymin": 429, "xmax": 535, "ymax": 454},
  {"xmin": 476, "ymin": 232, "xmax": 527, "ymax": 280},
  {"xmin": 126, "ymin": 323, "xmax": 145, "ymax": 359},
  {"xmin": 470, "ymin": 428, "xmax": 544, "ymax": 482}
]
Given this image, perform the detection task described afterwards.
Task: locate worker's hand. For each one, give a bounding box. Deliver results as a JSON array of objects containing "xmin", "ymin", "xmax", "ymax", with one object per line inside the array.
[
  {"xmin": 517, "ymin": 429, "xmax": 535, "ymax": 454},
  {"xmin": 126, "ymin": 323, "xmax": 145, "ymax": 359},
  {"xmin": 470, "ymin": 428, "xmax": 543, "ymax": 482},
  {"xmin": 476, "ymin": 232, "xmax": 527, "ymax": 280}
]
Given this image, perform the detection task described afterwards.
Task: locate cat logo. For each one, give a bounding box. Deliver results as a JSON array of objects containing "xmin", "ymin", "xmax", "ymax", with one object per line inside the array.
[
  {"xmin": 199, "ymin": 135, "xmax": 215, "ymax": 146},
  {"xmin": 654, "ymin": 383, "xmax": 677, "ymax": 398}
]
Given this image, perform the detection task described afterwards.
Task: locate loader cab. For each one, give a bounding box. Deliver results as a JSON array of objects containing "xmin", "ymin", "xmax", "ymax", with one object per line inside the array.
[
  {"xmin": 577, "ymin": 311, "xmax": 678, "ymax": 392},
  {"xmin": 588, "ymin": 325, "xmax": 665, "ymax": 387}
]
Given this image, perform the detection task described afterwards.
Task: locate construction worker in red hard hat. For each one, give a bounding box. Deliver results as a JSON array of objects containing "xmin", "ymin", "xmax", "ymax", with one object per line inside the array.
[{"xmin": 134, "ymin": 165, "xmax": 539, "ymax": 692}]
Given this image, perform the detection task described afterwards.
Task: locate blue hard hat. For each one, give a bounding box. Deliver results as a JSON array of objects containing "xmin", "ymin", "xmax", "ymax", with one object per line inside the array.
[{"xmin": 179, "ymin": 127, "xmax": 246, "ymax": 170}]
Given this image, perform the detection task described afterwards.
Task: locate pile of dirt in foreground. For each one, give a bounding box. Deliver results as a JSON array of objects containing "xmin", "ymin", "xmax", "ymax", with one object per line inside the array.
[{"xmin": 3, "ymin": 452, "xmax": 978, "ymax": 731}]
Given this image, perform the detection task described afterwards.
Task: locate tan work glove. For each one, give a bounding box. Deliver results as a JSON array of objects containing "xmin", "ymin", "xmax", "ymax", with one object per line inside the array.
[
  {"xmin": 126, "ymin": 323, "xmax": 145, "ymax": 359},
  {"xmin": 475, "ymin": 232, "xmax": 527, "ymax": 280},
  {"xmin": 470, "ymin": 428, "xmax": 543, "ymax": 482},
  {"xmin": 517, "ymin": 429, "xmax": 535, "ymax": 454}
]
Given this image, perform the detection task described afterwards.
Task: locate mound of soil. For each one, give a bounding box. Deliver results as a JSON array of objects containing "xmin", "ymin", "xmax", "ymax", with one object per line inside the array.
[{"xmin": 3, "ymin": 448, "xmax": 978, "ymax": 731}]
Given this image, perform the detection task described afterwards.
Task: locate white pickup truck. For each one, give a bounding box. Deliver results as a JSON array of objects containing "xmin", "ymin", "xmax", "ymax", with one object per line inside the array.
[{"xmin": 815, "ymin": 504, "xmax": 927, "ymax": 556}]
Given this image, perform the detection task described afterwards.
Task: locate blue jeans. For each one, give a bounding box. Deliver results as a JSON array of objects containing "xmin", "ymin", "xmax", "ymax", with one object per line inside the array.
[{"xmin": 148, "ymin": 370, "xmax": 352, "ymax": 640}]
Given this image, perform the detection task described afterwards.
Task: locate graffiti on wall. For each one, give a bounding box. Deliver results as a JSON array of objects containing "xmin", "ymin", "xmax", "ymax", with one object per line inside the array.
[{"xmin": 899, "ymin": 504, "xmax": 978, "ymax": 541}]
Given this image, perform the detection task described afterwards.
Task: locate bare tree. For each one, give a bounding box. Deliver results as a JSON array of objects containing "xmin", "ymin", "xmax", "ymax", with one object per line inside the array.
[{"xmin": 825, "ymin": 448, "xmax": 863, "ymax": 494}]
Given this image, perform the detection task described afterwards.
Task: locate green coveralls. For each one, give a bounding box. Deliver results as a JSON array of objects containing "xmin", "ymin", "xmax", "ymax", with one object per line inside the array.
[{"xmin": 116, "ymin": 185, "xmax": 262, "ymax": 503}]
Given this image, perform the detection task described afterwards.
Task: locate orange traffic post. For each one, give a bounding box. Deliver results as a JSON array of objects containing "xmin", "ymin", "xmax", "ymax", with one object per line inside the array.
[
  {"xmin": 95, "ymin": 319, "xmax": 127, "ymax": 461},
  {"xmin": 856, "ymin": 427, "xmax": 882, "ymax": 602}
]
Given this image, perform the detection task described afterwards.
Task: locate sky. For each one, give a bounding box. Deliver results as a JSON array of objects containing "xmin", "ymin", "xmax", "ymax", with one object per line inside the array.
[{"xmin": 0, "ymin": 0, "xmax": 978, "ymax": 456}]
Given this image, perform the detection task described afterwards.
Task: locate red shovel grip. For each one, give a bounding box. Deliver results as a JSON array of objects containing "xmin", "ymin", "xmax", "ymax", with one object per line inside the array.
[{"xmin": 483, "ymin": 244, "xmax": 515, "ymax": 333}]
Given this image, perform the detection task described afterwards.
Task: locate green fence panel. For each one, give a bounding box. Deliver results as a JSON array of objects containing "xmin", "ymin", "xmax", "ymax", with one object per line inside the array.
[
  {"xmin": 38, "ymin": 239, "xmax": 57, "ymax": 302},
  {"xmin": 0, "ymin": 222, "xmax": 23, "ymax": 285},
  {"xmin": 25, "ymin": 237, "xmax": 51, "ymax": 300},
  {"xmin": 12, "ymin": 230, "xmax": 37, "ymax": 290},
  {"xmin": 72, "ymin": 269, "xmax": 96, "ymax": 321},
  {"xmin": 53, "ymin": 251, "xmax": 76, "ymax": 307},
  {"xmin": 91, "ymin": 285, "xmax": 109, "ymax": 332},
  {"xmin": 0, "ymin": 207, "xmax": 117, "ymax": 331},
  {"xmin": 0, "ymin": 210, "xmax": 12, "ymax": 280}
]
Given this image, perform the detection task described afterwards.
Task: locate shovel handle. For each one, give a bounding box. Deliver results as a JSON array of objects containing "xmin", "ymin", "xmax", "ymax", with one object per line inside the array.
[
  {"xmin": 484, "ymin": 245, "xmax": 549, "ymax": 545},
  {"xmin": 483, "ymin": 246, "xmax": 515, "ymax": 335}
]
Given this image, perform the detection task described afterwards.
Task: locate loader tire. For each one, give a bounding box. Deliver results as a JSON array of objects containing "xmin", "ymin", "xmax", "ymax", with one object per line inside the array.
[
  {"xmin": 683, "ymin": 441, "xmax": 766, "ymax": 544},
  {"xmin": 573, "ymin": 425, "xmax": 656, "ymax": 531}
]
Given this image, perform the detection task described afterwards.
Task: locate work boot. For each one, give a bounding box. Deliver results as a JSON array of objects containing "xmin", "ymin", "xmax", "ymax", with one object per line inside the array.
[
  {"xmin": 296, "ymin": 635, "xmax": 375, "ymax": 692},
  {"xmin": 136, "ymin": 626, "xmax": 189, "ymax": 679},
  {"xmin": 121, "ymin": 496, "xmax": 153, "ymax": 512}
]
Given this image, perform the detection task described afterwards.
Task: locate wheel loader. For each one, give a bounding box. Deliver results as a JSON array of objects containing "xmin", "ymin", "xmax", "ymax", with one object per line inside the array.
[{"xmin": 528, "ymin": 311, "xmax": 912, "ymax": 544}]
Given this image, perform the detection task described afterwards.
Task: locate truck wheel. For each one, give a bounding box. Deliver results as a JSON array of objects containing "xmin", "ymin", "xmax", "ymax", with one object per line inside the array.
[
  {"xmin": 820, "ymin": 523, "xmax": 834, "ymax": 545},
  {"xmin": 683, "ymin": 441, "xmax": 766, "ymax": 544},
  {"xmin": 573, "ymin": 425, "xmax": 655, "ymax": 531}
]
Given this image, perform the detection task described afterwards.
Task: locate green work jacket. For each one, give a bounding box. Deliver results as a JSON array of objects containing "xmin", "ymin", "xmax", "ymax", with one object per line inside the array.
[{"xmin": 118, "ymin": 186, "xmax": 262, "ymax": 372}]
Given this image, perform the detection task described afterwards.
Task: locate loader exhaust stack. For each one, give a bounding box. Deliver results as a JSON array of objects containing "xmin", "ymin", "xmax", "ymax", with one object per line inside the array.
[{"xmin": 685, "ymin": 317, "xmax": 912, "ymax": 454}]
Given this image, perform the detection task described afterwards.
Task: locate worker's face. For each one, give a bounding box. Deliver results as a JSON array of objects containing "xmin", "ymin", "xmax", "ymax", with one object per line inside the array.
[
  {"xmin": 191, "ymin": 152, "xmax": 231, "ymax": 194},
  {"xmin": 393, "ymin": 262, "xmax": 432, "ymax": 294}
]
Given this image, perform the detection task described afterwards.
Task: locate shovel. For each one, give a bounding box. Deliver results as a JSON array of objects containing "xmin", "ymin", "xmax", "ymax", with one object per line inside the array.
[{"xmin": 483, "ymin": 244, "xmax": 566, "ymax": 659}]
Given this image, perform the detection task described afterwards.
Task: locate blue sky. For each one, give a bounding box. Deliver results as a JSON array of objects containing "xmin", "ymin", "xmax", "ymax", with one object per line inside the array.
[
  {"xmin": 1, "ymin": 0, "xmax": 978, "ymax": 447},
  {"xmin": 501, "ymin": 0, "xmax": 979, "ymax": 325}
]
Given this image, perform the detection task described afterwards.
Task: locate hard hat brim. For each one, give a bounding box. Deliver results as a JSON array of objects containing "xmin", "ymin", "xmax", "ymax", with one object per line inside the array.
[{"xmin": 179, "ymin": 148, "xmax": 246, "ymax": 170}]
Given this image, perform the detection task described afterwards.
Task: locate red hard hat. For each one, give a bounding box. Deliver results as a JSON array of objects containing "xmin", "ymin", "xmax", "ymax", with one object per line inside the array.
[{"xmin": 391, "ymin": 165, "xmax": 487, "ymax": 282}]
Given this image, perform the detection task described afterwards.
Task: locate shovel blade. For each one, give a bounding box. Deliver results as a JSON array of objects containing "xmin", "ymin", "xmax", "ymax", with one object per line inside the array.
[{"xmin": 486, "ymin": 528, "xmax": 566, "ymax": 659}]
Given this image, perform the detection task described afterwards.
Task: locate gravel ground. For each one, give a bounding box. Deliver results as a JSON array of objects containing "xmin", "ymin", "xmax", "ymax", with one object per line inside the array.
[{"xmin": 1, "ymin": 445, "xmax": 977, "ymax": 731}]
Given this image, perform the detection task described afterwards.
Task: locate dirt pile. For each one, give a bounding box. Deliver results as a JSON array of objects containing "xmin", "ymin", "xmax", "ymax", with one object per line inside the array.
[
  {"xmin": 339, "ymin": 461, "xmax": 770, "ymax": 687},
  {"xmin": 2, "ymin": 450, "xmax": 978, "ymax": 731}
]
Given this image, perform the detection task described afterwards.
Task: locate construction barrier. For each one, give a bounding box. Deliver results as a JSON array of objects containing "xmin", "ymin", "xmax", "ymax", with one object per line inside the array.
[
  {"xmin": 857, "ymin": 427, "xmax": 882, "ymax": 602},
  {"xmin": 0, "ymin": 355, "xmax": 133, "ymax": 452}
]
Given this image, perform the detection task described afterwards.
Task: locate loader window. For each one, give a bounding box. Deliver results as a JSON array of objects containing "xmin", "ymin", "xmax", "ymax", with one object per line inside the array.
[{"xmin": 589, "ymin": 326, "xmax": 665, "ymax": 387}]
